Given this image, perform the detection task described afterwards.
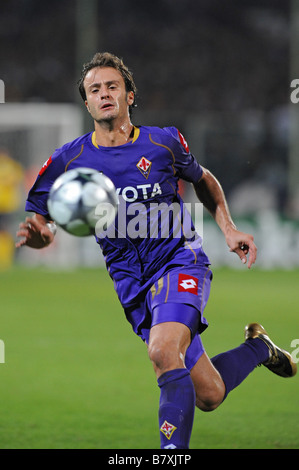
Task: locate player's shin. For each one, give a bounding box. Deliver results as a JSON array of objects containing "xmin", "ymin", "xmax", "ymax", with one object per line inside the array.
[{"xmin": 157, "ymin": 368, "xmax": 195, "ymax": 449}]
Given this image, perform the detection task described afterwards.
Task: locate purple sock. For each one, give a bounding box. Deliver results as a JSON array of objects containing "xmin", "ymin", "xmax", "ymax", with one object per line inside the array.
[
  {"xmin": 157, "ymin": 368, "xmax": 195, "ymax": 449},
  {"xmin": 211, "ymin": 338, "xmax": 269, "ymax": 400}
]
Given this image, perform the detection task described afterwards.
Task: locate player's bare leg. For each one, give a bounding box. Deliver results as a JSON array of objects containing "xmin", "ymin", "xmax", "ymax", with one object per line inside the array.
[
  {"xmin": 190, "ymin": 353, "xmax": 225, "ymax": 411},
  {"xmin": 148, "ymin": 322, "xmax": 226, "ymax": 412},
  {"xmin": 148, "ymin": 322, "xmax": 191, "ymax": 377}
]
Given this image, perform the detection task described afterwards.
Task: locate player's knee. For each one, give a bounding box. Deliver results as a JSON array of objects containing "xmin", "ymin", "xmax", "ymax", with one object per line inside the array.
[
  {"xmin": 148, "ymin": 340, "xmax": 182, "ymax": 373},
  {"xmin": 195, "ymin": 389, "xmax": 224, "ymax": 412},
  {"xmin": 148, "ymin": 342, "xmax": 171, "ymax": 370}
]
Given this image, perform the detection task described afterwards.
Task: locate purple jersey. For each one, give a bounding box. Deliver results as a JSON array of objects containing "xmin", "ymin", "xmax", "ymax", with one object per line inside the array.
[{"xmin": 26, "ymin": 125, "xmax": 211, "ymax": 343}]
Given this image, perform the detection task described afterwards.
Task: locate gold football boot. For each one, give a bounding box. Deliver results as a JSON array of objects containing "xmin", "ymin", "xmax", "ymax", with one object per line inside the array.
[{"xmin": 245, "ymin": 322, "xmax": 297, "ymax": 378}]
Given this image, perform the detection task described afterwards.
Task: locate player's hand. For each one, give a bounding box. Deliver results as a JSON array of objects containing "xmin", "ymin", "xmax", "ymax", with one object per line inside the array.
[
  {"xmin": 225, "ymin": 227, "xmax": 257, "ymax": 269},
  {"xmin": 15, "ymin": 215, "xmax": 55, "ymax": 249}
]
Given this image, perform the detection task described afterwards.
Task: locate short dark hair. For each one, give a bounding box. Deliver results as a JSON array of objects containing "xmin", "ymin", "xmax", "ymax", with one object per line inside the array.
[{"xmin": 78, "ymin": 52, "xmax": 137, "ymax": 116}]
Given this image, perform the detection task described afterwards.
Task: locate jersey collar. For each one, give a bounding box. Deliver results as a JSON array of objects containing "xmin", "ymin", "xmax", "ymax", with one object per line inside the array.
[{"xmin": 91, "ymin": 126, "xmax": 140, "ymax": 149}]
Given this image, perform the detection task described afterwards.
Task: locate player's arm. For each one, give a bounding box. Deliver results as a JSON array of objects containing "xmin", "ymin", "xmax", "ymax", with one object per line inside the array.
[
  {"xmin": 193, "ymin": 167, "xmax": 257, "ymax": 268},
  {"xmin": 16, "ymin": 149, "xmax": 65, "ymax": 249},
  {"xmin": 16, "ymin": 213, "xmax": 57, "ymax": 249}
]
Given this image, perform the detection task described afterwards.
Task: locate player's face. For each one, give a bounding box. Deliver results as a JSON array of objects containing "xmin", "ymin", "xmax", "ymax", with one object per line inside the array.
[{"xmin": 83, "ymin": 67, "xmax": 134, "ymax": 124}]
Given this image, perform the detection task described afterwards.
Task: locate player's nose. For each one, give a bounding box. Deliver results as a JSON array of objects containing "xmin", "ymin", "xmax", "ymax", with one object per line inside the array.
[{"xmin": 100, "ymin": 86, "xmax": 110, "ymax": 99}]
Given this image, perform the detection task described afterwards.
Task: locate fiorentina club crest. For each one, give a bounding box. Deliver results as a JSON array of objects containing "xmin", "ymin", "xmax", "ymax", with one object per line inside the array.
[
  {"xmin": 137, "ymin": 156, "xmax": 152, "ymax": 179},
  {"xmin": 160, "ymin": 420, "xmax": 177, "ymax": 440}
]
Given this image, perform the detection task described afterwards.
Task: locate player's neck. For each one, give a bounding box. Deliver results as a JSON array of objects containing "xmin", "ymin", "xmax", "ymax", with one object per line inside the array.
[{"xmin": 94, "ymin": 119, "xmax": 134, "ymax": 147}]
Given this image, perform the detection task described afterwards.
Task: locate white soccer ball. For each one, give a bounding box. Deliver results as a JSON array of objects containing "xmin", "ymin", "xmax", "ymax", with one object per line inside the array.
[{"xmin": 47, "ymin": 168, "xmax": 118, "ymax": 236}]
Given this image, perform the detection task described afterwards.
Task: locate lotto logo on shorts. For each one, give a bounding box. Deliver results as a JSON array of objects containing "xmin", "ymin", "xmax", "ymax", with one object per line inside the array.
[
  {"xmin": 178, "ymin": 273, "xmax": 198, "ymax": 295},
  {"xmin": 160, "ymin": 420, "xmax": 177, "ymax": 440}
]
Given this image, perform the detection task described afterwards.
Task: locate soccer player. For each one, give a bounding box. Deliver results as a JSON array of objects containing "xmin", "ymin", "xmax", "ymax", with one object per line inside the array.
[{"xmin": 16, "ymin": 52, "xmax": 297, "ymax": 449}]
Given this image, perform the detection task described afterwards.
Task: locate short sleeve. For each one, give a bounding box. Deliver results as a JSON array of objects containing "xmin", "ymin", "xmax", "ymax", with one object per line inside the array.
[
  {"xmin": 163, "ymin": 127, "xmax": 203, "ymax": 183},
  {"xmin": 25, "ymin": 149, "xmax": 65, "ymax": 218}
]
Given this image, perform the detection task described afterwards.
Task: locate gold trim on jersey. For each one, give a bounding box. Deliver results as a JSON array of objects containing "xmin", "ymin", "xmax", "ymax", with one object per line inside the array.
[
  {"xmin": 92, "ymin": 131, "xmax": 98, "ymax": 148},
  {"xmin": 64, "ymin": 145, "xmax": 84, "ymax": 172},
  {"xmin": 91, "ymin": 126, "xmax": 140, "ymax": 149},
  {"xmin": 131, "ymin": 126, "xmax": 140, "ymax": 143},
  {"xmin": 164, "ymin": 273, "xmax": 170, "ymax": 303},
  {"xmin": 150, "ymin": 277, "xmax": 164, "ymax": 301},
  {"xmin": 148, "ymin": 134, "xmax": 176, "ymax": 175}
]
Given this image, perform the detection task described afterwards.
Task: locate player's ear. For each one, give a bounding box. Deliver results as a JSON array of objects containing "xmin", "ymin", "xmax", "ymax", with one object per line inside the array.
[
  {"xmin": 127, "ymin": 91, "xmax": 134, "ymax": 106},
  {"xmin": 85, "ymin": 100, "xmax": 90, "ymax": 113}
]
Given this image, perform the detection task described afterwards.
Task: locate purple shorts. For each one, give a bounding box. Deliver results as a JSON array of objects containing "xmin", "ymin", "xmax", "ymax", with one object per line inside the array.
[{"xmin": 124, "ymin": 265, "xmax": 212, "ymax": 371}]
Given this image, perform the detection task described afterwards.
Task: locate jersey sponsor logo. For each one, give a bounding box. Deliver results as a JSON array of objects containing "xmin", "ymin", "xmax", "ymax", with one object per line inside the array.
[
  {"xmin": 116, "ymin": 182, "xmax": 162, "ymax": 202},
  {"xmin": 178, "ymin": 273, "xmax": 198, "ymax": 295},
  {"xmin": 178, "ymin": 130, "xmax": 189, "ymax": 153},
  {"xmin": 160, "ymin": 420, "xmax": 177, "ymax": 440},
  {"xmin": 39, "ymin": 156, "xmax": 52, "ymax": 176},
  {"xmin": 136, "ymin": 156, "xmax": 152, "ymax": 179}
]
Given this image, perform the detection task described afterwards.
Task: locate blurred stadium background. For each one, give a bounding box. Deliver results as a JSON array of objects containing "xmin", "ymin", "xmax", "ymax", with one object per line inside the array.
[
  {"xmin": 0, "ymin": 0, "xmax": 298, "ymax": 269},
  {"xmin": 0, "ymin": 0, "xmax": 298, "ymax": 450}
]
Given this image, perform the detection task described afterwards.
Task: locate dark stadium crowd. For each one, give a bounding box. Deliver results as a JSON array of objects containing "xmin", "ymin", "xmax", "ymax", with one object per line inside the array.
[{"xmin": 0, "ymin": 0, "xmax": 294, "ymax": 215}]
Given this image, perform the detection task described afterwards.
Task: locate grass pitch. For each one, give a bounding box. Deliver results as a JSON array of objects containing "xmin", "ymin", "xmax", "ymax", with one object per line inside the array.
[{"xmin": 0, "ymin": 266, "xmax": 298, "ymax": 449}]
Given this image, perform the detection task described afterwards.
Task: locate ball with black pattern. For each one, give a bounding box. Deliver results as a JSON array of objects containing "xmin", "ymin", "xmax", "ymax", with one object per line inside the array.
[{"xmin": 47, "ymin": 168, "xmax": 118, "ymax": 236}]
